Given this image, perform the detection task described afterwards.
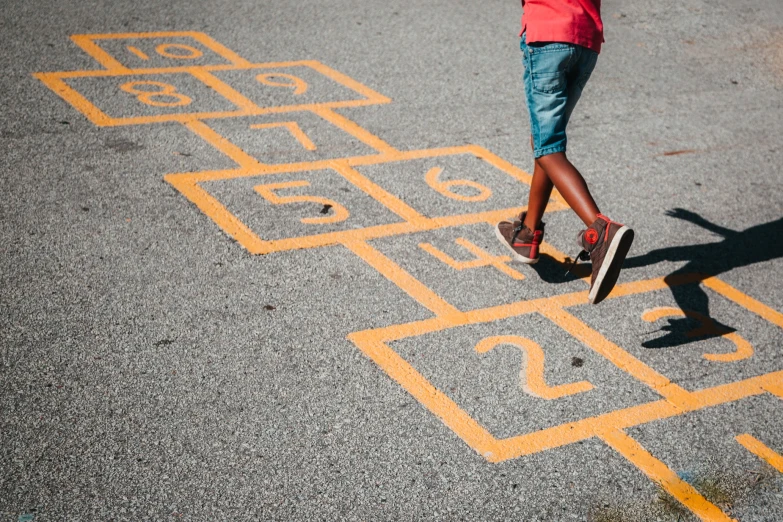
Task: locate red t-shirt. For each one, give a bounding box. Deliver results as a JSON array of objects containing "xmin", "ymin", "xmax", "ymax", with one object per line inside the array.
[{"xmin": 521, "ymin": 0, "xmax": 604, "ymax": 53}]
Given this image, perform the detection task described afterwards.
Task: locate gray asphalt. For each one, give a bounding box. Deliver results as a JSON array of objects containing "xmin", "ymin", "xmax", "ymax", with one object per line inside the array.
[{"xmin": 2, "ymin": 0, "xmax": 783, "ymax": 520}]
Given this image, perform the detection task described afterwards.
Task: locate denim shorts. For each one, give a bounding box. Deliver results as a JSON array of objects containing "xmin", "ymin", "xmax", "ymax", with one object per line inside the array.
[{"xmin": 521, "ymin": 33, "xmax": 598, "ymax": 158}]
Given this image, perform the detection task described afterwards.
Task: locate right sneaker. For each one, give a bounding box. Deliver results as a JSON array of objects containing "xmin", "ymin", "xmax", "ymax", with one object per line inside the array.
[
  {"xmin": 495, "ymin": 211, "xmax": 544, "ymax": 264},
  {"xmin": 572, "ymin": 214, "xmax": 634, "ymax": 304}
]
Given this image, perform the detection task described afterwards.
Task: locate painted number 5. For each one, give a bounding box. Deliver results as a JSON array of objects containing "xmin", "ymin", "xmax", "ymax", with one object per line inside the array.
[{"xmin": 254, "ymin": 181, "xmax": 349, "ymax": 225}]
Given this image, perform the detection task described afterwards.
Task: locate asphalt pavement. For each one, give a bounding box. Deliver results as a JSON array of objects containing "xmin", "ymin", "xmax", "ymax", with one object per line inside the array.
[{"xmin": 2, "ymin": 0, "xmax": 783, "ymax": 520}]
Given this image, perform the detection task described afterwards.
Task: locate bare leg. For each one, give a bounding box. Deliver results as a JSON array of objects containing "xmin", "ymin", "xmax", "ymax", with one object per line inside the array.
[
  {"xmin": 522, "ymin": 158, "xmax": 554, "ymax": 231},
  {"xmin": 528, "ymin": 151, "xmax": 600, "ymax": 228}
]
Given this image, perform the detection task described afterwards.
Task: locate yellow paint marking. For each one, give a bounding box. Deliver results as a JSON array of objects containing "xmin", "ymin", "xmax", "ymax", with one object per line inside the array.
[
  {"xmin": 304, "ymin": 60, "xmax": 392, "ymax": 106},
  {"xmin": 187, "ymin": 67, "xmax": 261, "ymax": 113},
  {"xmin": 250, "ymin": 121, "xmax": 317, "ymax": 151},
  {"xmin": 33, "ymin": 72, "xmax": 114, "ymax": 126},
  {"xmin": 70, "ymin": 32, "xmax": 253, "ymax": 68},
  {"xmin": 343, "ymin": 241, "xmax": 463, "ymax": 319},
  {"xmin": 536, "ymin": 303, "xmax": 696, "ymax": 407},
  {"xmin": 330, "ymin": 162, "xmax": 427, "ymax": 225},
  {"xmin": 703, "ymin": 276, "xmax": 783, "ymax": 329},
  {"xmin": 164, "ymin": 172, "xmax": 267, "ymax": 254},
  {"xmin": 70, "ymin": 34, "xmax": 129, "ymax": 70},
  {"xmin": 126, "ymin": 46, "xmax": 150, "ymax": 60},
  {"xmin": 763, "ymin": 379, "xmax": 783, "ymax": 398},
  {"xmin": 475, "ymin": 335, "xmax": 593, "ymax": 399},
  {"xmin": 34, "ymin": 69, "xmax": 253, "ymax": 127},
  {"xmin": 34, "ymin": 60, "xmax": 389, "ymax": 126},
  {"xmin": 156, "ymin": 43, "xmax": 203, "ymax": 59},
  {"xmin": 425, "ymin": 166, "xmax": 492, "ymax": 202},
  {"xmin": 119, "ymin": 80, "xmax": 192, "ymax": 107},
  {"xmin": 642, "ymin": 307, "xmax": 754, "ymax": 362},
  {"xmin": 737, "ymin": 434, "xmax": 783, "ymax": 472},
  {"xmin": 598, "ymin": 428, "xmax": 735, "ymax": 521},
  {"xmin": 419, "ymin": 238, "xmax": 525, "ymax": 280},
  {"xmin": 312, "ymin": 107, "xmax": 400, "ymax": 156},
  {"xmin": 162, "ymin": 145, "xmax": 568, "ymax": 255},
  {"xmin": 347, "ymin": 329, "xmax": 502, "ymax": 459},
  {"xmin": 256, "ymin": 72, "xmax": 308, "ymax": 95},
  {"xmin": 254, "ymin": 180, "xmax": 349, "ymax": 225},
  {"xmin": 183, "ymin": 120, "xmax": 261, "ymax": 170}
]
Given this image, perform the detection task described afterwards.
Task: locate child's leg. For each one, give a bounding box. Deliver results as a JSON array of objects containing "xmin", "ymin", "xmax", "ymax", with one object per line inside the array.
[
  {"xmin": 522, "ymin": 155, "xmax": 554, "ymax": 231},
  {"xmin": 526, "ymin": 152, "xmax": 600, "ymax": 229}
]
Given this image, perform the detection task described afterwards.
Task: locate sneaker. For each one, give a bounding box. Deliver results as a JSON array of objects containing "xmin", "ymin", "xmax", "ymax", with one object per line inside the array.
[
  {"xmin": 495, "ymin": 211, "xmax": 544, "ymax": 264},
  {"xmin": 572, "ymin": 214, "xmax": 634, "ymax": 304}
]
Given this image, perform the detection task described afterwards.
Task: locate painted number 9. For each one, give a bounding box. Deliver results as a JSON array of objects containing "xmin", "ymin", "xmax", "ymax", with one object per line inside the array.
[{"xmin": 256, "ymin": 73, "xmax": 308, "ymax": 96}]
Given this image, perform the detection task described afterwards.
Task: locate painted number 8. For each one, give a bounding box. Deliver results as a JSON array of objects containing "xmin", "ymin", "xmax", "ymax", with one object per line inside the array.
[{"xmin": 120, "ymin": 80, "xmax": 192, "ymax": 107}]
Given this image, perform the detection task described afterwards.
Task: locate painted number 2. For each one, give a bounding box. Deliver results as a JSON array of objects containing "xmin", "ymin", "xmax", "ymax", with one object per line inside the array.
[{"xmin": 475, "ymin": 335, "xmax": 593, "ymax": 399}]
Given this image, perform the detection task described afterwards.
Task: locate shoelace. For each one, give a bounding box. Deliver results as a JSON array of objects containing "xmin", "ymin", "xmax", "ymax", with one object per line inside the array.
[
  {"xmin": 565, "ymin": 249, "xmax": 591, "ymax": 276},
  {"xmin": 511, "ymin": 223, "xmax": 524, "ymax": 243}
]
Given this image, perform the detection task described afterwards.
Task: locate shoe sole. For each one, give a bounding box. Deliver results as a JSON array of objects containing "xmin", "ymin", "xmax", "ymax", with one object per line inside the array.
[
  {"xmin": 589, "ymin": 226, "xmax": 634, "ymax": 305},
  {"xmin": 494, "ymin": 224, "xmax": 539, "ymax": 264}
]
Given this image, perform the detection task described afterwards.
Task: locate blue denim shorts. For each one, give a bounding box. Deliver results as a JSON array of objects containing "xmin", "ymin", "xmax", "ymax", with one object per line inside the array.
[{"xmin": 521, "ymin": 34, "xmax": 598, "ymax": 158}]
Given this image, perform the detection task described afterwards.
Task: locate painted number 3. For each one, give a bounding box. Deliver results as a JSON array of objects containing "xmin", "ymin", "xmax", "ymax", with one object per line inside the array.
[{"xmin": 120, "ymin": 80, "xmax": 192, "ymax": 107}]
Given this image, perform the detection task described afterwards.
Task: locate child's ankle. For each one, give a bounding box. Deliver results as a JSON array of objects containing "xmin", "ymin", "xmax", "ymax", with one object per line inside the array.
[{"xmin": 523, "ymin": 216, "xmax": 540, "ymax": 232}]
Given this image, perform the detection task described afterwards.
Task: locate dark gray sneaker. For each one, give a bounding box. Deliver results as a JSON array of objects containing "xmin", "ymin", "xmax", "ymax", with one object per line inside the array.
[
  {"xmin": 495, "ymin": 211, "xmax": 544, "ymax": 264},
  {"xmin": 572, "ymin": 214, "xmax": 634, "ymax": 304}
]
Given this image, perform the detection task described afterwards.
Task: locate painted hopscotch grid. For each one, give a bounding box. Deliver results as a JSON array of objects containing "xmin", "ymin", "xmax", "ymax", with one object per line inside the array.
[{"xmin": 35, "ymin": 32, "xmax": 783, "ymax": 521}]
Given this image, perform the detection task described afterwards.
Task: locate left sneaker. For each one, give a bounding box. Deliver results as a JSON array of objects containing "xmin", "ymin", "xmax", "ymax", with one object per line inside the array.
[
  {"xmin": 572, "ymin": 214, "xmax": 634, "ymax": 304},
  {"xmin": 495, "ymin": 211, "xmax": 544, "ymax": 264}
]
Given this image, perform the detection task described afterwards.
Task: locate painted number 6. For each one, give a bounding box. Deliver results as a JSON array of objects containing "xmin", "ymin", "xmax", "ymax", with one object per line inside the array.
[{"xmin": 425, "ymin": 167, "xmax": 492, "ymax": 202}]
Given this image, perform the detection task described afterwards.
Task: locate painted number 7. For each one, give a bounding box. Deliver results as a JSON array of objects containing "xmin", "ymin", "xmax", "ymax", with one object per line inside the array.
[{"xmin": 254, "ymin": 181, "xmax": 349, "ymax": 225}]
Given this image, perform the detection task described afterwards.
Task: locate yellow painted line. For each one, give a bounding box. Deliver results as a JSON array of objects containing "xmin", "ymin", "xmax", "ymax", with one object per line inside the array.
[
  {"xmin": 250, "ymin": 121, "xmax": 318, "ymax": 151},
  {"xmin": 187, "ymin": 32, "xmax": 254, "ymax": 66},
  {"xmin": 187, "ymin": 67, "xmax": 262, "ymax": 113},
  {"xmin": 763, "ymin": 378, "xmax": 783, "ymax": 398},
  {"xmin": 70, "ymin": 32, "xmax": 254, "ymax": 68},
  {"xmin": 598, "ymin": 428, "xmax": 735, "ymax": 521},
  {"xmin": 163, "ymin": 173, "xmax": 267, "ymax": 254},
  {"xmin": 343, "ymin": 240, "xmax": 463, "ymax": 320},
  {"xmin": 535, "ymin": 303, "xmax": 696, "ymax": 407},
  {"xmin": 33, "ymin": 72, "xmax": 114, "ymax": 126},
  {"xmin": 303, "ymin": 60, "xmax": 392, "ymax": 106},
  {"xmin": 492, "ymin": 372, "xmax": 778, "ymax": 462},
  {"xmin": 70, "ymin": 34, "xmax": 129, "ymax": 71},
  {"xmin": 703, "ymin": 276, "xmax": 783, "ymax": 329},
  {"xmin": 419, "ymin": 238, "xmax": 526, "ymax": 280},
  {"xmin": 126, "ymin": 46, "xmax": 150, "ymax": 60},
  {"xmin": 183, "ymin": 120, "xmax": 262, "ymax": 170},
  {"xmin": 312, "ymin": 107, "xmax": 399, "ymax": 156},
  {"xmin": 736, "ymin": 434, "xmax": 783, "ymax": 472},
  {"xmin": 331, "ymin": 162, "xmax": 428, "ymax": 225},
  {"xmin": 347, "ymin": 330, "xmax": 503, "ymax": 460}
]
